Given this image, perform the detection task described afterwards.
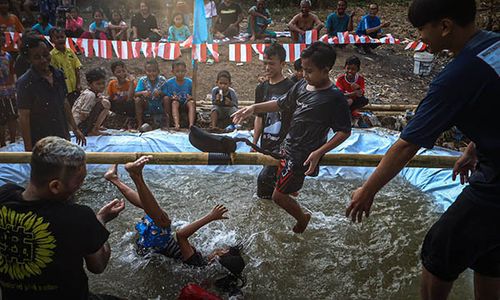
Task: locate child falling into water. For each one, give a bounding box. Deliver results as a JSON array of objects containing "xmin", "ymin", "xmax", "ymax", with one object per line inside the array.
[
  {"xmin": 232, "ymin": 42, "xmax": 352, "ymax": 233},
  {"xmin": 104, "ymin": 156, "xmax": 246, "ymax": 291}
]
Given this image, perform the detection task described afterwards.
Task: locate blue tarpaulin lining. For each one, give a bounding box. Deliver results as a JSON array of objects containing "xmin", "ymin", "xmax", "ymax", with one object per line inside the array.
[{"xmin": 0, "ymin": 128, "xmax": 464, "ymax": 212}]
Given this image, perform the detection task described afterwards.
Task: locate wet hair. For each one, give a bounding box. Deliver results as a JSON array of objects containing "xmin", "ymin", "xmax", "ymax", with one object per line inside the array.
[
  {"xmin": 215, "ymin": 245, "xmax": 246, "ymax": 293},
  {"xmin": 408, "ymin": 0, "xmax": 476, "ymax": 28},
  {"xmin": 145, "ymin": 58, "xmax": 159, "ymax": 71},
  {"xmin": 293, "ymin": 58, "xmax": 302, "ymax": 71},
  {"xmin": 30, "ymin": 137, "xmax": 85, "ymax": 187},
  {"xmin": 300, "ymin": 42, "xmax": 337, "ymax": 70},
  {"xmin": 38, "ymin": 12, "xmax": 50, "ymax": 23},
  {"xmin": 263, "ymin": 42, "xmax": 286, "ymax": 63},
  {"xmin": 172, "ymin": 60, "xmax": 187, "ymax": 70},
  {"xmin": 111, "ymin": 60, "xmax": 126, "ymax": 73},
  {"xmin": 21, "ymin": 35, "xmax": 47, "ymax": 57},
  {"xmin": 85, "ymin": 68, "xmax": 106, "ymax": 84},
  {"xmin": 345, "ymin": 55, "xmax": 361, "ymax": 69},
  {"xmin": 49, "ymin": 27, "xmax": 65, "ymax": 38},
  {"xmin": 172, "ymin": 12, "xmax": 185, "ymax": 25},
  {"xmin": 217, "ymin": 70, "xmax": 231, "ymax": 82}
]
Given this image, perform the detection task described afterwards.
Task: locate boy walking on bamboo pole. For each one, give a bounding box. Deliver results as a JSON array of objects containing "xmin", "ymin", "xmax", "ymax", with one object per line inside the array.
[{"xmin": 233, "ymin": 42, "xmax": 352, "ymax": 233}]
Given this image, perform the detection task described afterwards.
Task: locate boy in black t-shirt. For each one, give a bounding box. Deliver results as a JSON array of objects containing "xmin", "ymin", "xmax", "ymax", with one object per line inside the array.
[
  {"xmin": 253, "ymin": 43, "xmax": 294, "ymax": 199},
  {"xmin": 233, "ymin": 42, "xmax": 351, "ymax": 233}
]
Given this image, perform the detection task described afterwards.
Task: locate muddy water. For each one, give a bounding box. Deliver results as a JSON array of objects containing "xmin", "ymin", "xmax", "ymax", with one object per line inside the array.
[{"xmin": 79, "ymin": 168, "xmax": 472, "ymax": 299}]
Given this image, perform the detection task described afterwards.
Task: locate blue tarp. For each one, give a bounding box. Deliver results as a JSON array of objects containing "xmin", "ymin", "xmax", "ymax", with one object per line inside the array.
[{"xmin": 0, "ymin": 128, "xmax": 464, "ymax": 212}]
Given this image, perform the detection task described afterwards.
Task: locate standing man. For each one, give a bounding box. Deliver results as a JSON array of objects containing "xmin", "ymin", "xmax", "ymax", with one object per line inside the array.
[
  {"xmin": 0, "ymin": 136, "xmax": 125, "ymax": 299},
  {"xmin": 16, "ymin": 37, "xmax": 85, "ymax": 151},
  {"xmin": 347, "ymin": 0, "xmax": 500, "ymax": 299}
]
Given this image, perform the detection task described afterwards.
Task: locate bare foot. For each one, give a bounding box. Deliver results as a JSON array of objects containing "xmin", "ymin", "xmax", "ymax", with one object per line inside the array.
[
  {"xmin": 293, "ymin": 213, "xmax": 311, "ymax": 234},
  {"xmin": 104, "ymin": 164, "xmax": 119, "ymax": 182},
  {"xmin": 173, "ymin": 124, "xmax": 181, "ymax": 131},
  {"xmin": 124, "ymin": 155, "xmax": 152, "ymax": 175}
]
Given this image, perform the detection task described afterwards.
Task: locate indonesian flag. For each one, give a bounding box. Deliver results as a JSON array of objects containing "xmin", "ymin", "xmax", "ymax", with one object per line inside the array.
[
  {"xmin": 180, "ymin": 36, "xmax": 193, "ymax": 48},
  {"xmin": 66, "ymin": 37, "xmax": 78, "ymax": 53},
  {"xmin": 76, "ymin": 38, "xmax": 93, "ymax": 57},
  {"xmin": 206, "ymin": 44, "xmax": 219, "ymax": 62},
  {"xmin": 229, "ymin": 44, "xmax": 252, "ymax": 62},
  {"xmin": 304, "ymin": 30, "xmax": 318, "ymax": 44},
  {"xmin": 6, "ymin": 32, "xmax": 21, "ymax": 49},
  {"xmin": 141, "ymin": 41, "xmax": 156, "ymax": 58},
  {"xmin": 283, "ymin": 44, "xmax": 307, "ymax": 62},
  {"xmin": 157, "ymin": 43, "xmax": 181, "ymax": 60},
  {"xmin": 130, "ymin": 41, "xmax": 142, "ymax": 58},
  {"xmin": 111, "ymin": 41, "xmax": 133, "ymax": 59},
  {"xmin": 93, "ymin": 39, "xmax": 113, "ymax": 59},
  {"xmin": 251, "ymin": 44, "xmax": 266, "ymax": 60},
  {"xmin": 193, "ymin": 44, "xmax": 208, "ymax": 62}
]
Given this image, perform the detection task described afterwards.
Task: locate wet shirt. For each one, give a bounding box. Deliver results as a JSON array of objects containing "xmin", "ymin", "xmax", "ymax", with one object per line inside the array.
[
  {"xmin": 131, "ymin": 14, "xmax": 158, "ymax": 40},
  {"xmin": 277, "ymin": 79, "xmax": 351, "ymax": 164},
  {"xmin": 325, "ymin": 12, "xmax": 350, "ymax": 36},
  {"xmin": 107, "ymin": 79, "xmax": 137, "ymax": 102},
  {"xmin": 255, "ymin": 79, "xmax": 294, "ymax": 153},
  {"xmin": 16, "ymin": 67, "xmax": 70, "ymax": 145},
  {"xmin": 0, "ymin": 184, "xmax": 109, "ymax": 300},
  {"xmin": 217, "ymin": 2, "xmax": 242, "ymax": 30},
  {"xmin": 401, "ymin": 30, "xmax": 500, "ymax": 203}
]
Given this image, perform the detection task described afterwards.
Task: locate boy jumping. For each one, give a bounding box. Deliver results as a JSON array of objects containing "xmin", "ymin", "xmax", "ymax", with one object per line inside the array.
[{"xmin": 233, "ymin": 42, "xmax": 352, "ymax": 233}]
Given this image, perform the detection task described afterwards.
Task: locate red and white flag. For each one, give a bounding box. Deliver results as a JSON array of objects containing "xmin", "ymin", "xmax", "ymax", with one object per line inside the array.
[
  {"xmin": 251, "ymin": 44, "xmax": 266, "ymax": 60},
  {"xmin": 76, "ymin": 38, "xmax": 93, "ymax": 57},
  {"xmin": 93, "ymin": 39, "xmax": 113, "ymax": 59},
  {"xmin": 206, "ymin": 44, "xmax": 219, "ymax": 62},
  {"xmin": 283, "ymin": 44, "xmax": 307, "ymax": 62},
  {"xmin": 379, "ymin": 34, "xmax": 399, "ymax": 44},
  {"xmin": 229, "ymin": 44, "xmax": 252, "ymax": 62},
  {"xmin": 405, "ymin": 41, "xmax": 427, "ymax": 51},
  {"xmin": 304, "ymin": 30, "xmax": 318, "ymax": 44},
  {"xmin": 111, "ymin": 41, "xmax": 133, "ymax": 59},
  {"xmin": 140, "ymin": 41, "xmax": 155, "ymax": 58},
  {"xmin": 66, "ymin": 37, "xmax": 78, "ymax": 53},
  {"xmin": 157, "ymin": 42, "xmax": 181, "ymax": 60},
  {"xmin": 180, "ymin": 36, "xmax": 193, "ymax": 48},
  {"xmin": 193, "ymin": 44, "xmax": 208, "ymax": 62},
  {"xmin": 130, "ymin": 41, "xmax": 143, "ymax": 58}
]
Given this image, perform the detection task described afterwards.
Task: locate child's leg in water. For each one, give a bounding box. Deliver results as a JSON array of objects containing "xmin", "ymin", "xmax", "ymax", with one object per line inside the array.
[
  {"xmin": 176, "ymin": 205, "xmax": 229, "ymax": 261},
  {"xmin": 105, "ymin": 164, "xmax": 144, "ymax": 209},
  {"xmin": 272, "ymin": 189, "xmax": 311, "ymax": 233}
]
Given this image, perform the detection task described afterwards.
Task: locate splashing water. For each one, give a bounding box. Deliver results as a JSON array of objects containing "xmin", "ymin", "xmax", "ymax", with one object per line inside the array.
[{"xmin": 80, "ymin": 167, "xmax": 473, "ymax": 299}]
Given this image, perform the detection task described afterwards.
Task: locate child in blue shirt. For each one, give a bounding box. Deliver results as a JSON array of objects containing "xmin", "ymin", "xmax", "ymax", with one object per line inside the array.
[
  {"xmin": 167, "ymin": 13, "xmax": 191, "ymax": 42},
  {"xmin": 81, "ymin": 9, "xmax": 109, "ymax": 40},
  {"xmin": 134, "ymin": 59, "xmax": 169, "ymax": 129},
  {"xmin": 162, "ymin": 60, "xmax": 195, "ymax": 129},
  {"xmin": 31, "ymin": 12, "xmax": 54, "ymax": 36}
]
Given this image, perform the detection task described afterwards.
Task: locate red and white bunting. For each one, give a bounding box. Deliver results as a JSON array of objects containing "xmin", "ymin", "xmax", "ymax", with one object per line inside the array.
[
  {"xmin": 76, "ymin": 38, "xmax": 93, "ymax": 57},
  {"xmin": 304, "ymin": 30, "xmax": 318, "ymax": 44},
  {"xmin": 93, "ymin": 39, "xmax": 113, "ymax": 59},
  {"xmin": 140, "ymin": 41, "xmax": 156, "ymax": 58},
  {"xmin": 206, "ymin": 44, "xmax": 219, "ymax": 62},
  {"xmin": 229, "ymin": 44, "xmax": 252, "ymax": 63},
  {"xmin": 111, "ymin": 41, "xmax": 132, "ymax": 59},
  {"xmin": 130, "ymin": 41, "xmax": 143, "ymax": 58},
  {"xmin": 405, "ymin": 41, "xmax": 427, "ymax": 51},
  {"xmin": 379, "ymin": 34, "xmax": 399, "ymax": 44},
  {"xmin": 251, "ymin": 44, "xmax": 266, "ymax": 60},
  {"xmin": 193, "ymin": 44, "xmax": 208, "ymax": 62},
  {"xmin": 180, "ymin": 36, "xmax": 193, "ymax": 48},
  {"xmin": 156, "ymin": 43, "xmax": 181, "ymax": 60},
  {"xmin": 66, "ymin": 37, "xmax": 77, "ymax": 53},
  {"xmin": 283, "ymin": 44, "xmax": 307, "ymax": 63}
]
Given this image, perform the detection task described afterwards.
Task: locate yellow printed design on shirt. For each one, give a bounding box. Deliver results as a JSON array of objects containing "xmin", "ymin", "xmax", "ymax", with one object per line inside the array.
[{"xmin": 0, "ymin": 206, "xmax": 56, "ymax": 280}]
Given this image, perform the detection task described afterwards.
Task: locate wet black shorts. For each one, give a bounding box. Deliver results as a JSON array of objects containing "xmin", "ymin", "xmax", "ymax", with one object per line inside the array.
[
  {"xmin": 421, "ymin": 188, "xmax": 500, "ymax": 281},
  {"xmin": 275, "ymin": 159, "xmax": 307, "ymax": 195},
  {"xmin": 184, "ymin": 249, "xmax": 207, "ymax": 267},
  {"xmin": 78, "ymin": 102, "xmax": 104, "ymax": 136},
  {"xmin": 257, "ymin": 165, "xmax": 278, "ymax": 199},
  {"xmin": 0, "ymin": 95, "xmax": 17, "ymax": 125}
]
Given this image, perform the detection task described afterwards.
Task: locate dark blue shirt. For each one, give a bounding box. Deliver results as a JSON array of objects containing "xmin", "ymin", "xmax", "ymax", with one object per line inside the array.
[
  {"xmin": 325, "ymin": 12, "xmax": 351, "ymax": 36},
  {"xmin": 16, "ymin": 67, "xmax": 70, "ymax": 146},
  {"xmin": 355, "ymin": 15, "xmax": 381, "ymax": 36},
  {"xmin": 401, "ymin": 30, "xmax": 500, "ymax": 202}
]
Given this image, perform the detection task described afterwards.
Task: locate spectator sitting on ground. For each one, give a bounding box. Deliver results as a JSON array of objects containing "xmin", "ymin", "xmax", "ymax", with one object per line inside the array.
[
  {"xmin": 288, "ymin": 0, "xmax": 324, "ymax": 43},
  {"xmin": 55, "ymin": 0, "xmax": 73, "ymax": 28},
  {"xmin": 81, "ymin": 9, "xmax": 109, "ymax": 40},
  {"xmin": 0, "ymin": 136, "xmax": 125, "ymax": 299},
  {"xmin": 248, "ymin": 0, "xmax": 276, "ymax": 41},
  {"xmin": 107, "ymin": 60, "xmax": 137, "ymax": 122},
  {"xmin": 134, "ymin": 59, "xmax": 169, "ymax": 129},
  {"xmin": 167, "ymin": 12, "xmax": 191, "ymax": 42},
  {"xmin": 325, "ymin": 0, "xmax": 354, "ymax": 37},
  {"xmin": 0, "ymin": 0, "xmax": 24, "ymax": 54},
  {"xmin": 72, "ymin": 68, "xmax": 111, "ymax": 136},
  {"xmin": 49, "ymin": 27, "xmax": 82, "ymax": 107},
  {"xmin": 335, "ymin": 55, "xmax": 369, "ymax": 119},
  {"xmin": 39, "ymin": 0, "xmax": 58, "ymax": 25},
  {"xmin": 108, "ymin": 11, "xmax": 128, "ymax": 41},
  {"xmin": 31, "ymin": 12, "xmax": 54, "ymax": 36},
  {"xmin": 289, "ymin": 58, "xmax": 303, "ymax": 83},
  {"xmin": 163, "ymin": 60, "xmax": 195, "ymax": 129},
  {"xmin": 355, "ymin": 3, "xmax": 390, "ymax": 54},
  {"xmin": 214, "ymin": 0, "xmax": 243, "ymax": 39},
  {"xmin": 131, "ymin": 1, "xmax": 161, "ymax": 42},
  {"xmin": 210, "ymin": 70, "xmax": 238, "ymax": 130},
  {"xmin": 65, "ymin": 6, "xmax": 84, "ymax": 38}
]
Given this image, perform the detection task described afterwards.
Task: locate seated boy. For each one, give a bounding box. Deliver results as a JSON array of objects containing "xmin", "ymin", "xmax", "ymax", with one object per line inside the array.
[
  {"xmin": 325, "ymin": 0, "xmax": 354, "ymax": 37},
  {"xmin": 288, "ymin": 0, "xmax": 323, "ymax": 43},
  {"xmin": 134, "ymin": 59, "xmax": 170, "ymax": 129},
  {"xmin": 248, "ymin": 0, "xmax": 276, "ymax": 41},
  {"xmin": 72, "ymin": 68, "xmax": 111, "ymax": 136},
  {"xmin": 335, "ymin": 55, "xmax": 369, "ymax": 119},
  {"xmin": 232, "ymin": 42, "xmax": 352, "ymax": 233},
  {"xmin": 210, "ymin": 70, "xmax": 238, "ymax": 130},
  {"xmin": 107, "ymin": 60, "xmax": 137, "ymax": 120},
  {"xmin": 355, "ymin": 3, "xmax": 390, "ymax": 54},
  {"xmin": 289, "ymin": 58, "xmax": 304, "ymax": 84},
  {"xmin": 162, "ymin": 60, "xmax": 195, "ymax": 129}
]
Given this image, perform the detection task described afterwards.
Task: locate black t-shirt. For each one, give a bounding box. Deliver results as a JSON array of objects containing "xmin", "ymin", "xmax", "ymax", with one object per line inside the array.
[
  {"xmin": 16, "ymin": 67, "xmax": 70, "ymax": 146},
  {"xmin": 277, "ymin": 79, "xmax": 351, "ymax": 164},
  {"xmin": 255, "ymin": 78, "xmax": 295, "ymax": 153},
  {"xmin": 131, "ymin": 13, "xmax": 158, "ymax": 40},
  {"xmin": 0, "ymin": 184, "xmax": 109, "ymax": 300},
  {"xmin": 217, "ymin": 2, "xmax": 242, "ymax": 30},
  {"xmin": 400, "ymin": 30, "xmax": 500, "ymax": 203},
  {"xmin": 14, "ymin": 54, "xmax": 30, "ymax": 79}
]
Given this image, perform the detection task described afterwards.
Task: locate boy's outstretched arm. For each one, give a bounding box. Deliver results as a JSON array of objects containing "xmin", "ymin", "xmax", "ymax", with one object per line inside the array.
[
  {"xmin": 304, "ymin": 130, "xmax": 351, "ymax": 176},
  {"xmin": 231, "ymin": 101, "xmax": 280, "ymax": 124}
]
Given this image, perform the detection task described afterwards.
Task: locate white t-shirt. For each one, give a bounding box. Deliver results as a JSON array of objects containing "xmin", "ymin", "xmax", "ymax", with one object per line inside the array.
[{"xmin": 204, "ymin": 1, "xmax": 217, "ymax": 18}]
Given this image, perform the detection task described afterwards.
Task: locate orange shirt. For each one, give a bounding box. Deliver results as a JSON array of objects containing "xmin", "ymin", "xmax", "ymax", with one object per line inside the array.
[
  {"xmin": 0, "ymin": 14, "xmax": 24, "ymax": 52},
  {"xmin": 107, "ymin": 79, "xmax": 137, "ymax": 101}
]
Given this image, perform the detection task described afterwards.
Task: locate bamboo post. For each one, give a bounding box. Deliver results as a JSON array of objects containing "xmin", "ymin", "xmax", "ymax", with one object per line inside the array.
[
  {"xmin": 197, "ymin": 101, "xmax": 418, "ymax": 111},
  {"xmin": 0, "ymin": 152, "xmax": 457, "ymax": 168}
]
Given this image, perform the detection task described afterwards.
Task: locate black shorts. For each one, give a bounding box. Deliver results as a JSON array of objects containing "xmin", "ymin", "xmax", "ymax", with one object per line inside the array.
[
  {"xmin": 67, "ymin": 91, "xmax": 80, "ymax": 107},
  {"xmin": 0, "ymin": 95, "xmax": 17, "ymax": 125},
  {"xmin": 275, "ymin": 159, "xmax": 306, "ymax": 195},
  {"xmin": 111, "ymin": 100, "xmax": 135, "ymax": 117},
  {"xmin": 184, "ymin": 249, "xmax": 207, "ymax": 267},
  {"xmin": 78, "ymin": 102, "xmax": 104, "ymax": 136},
  {"xmin": 257, "ymin": 165, "xmax": 278, "ymax": 199},
  {"xmin": 421, "ymin": 188, "xmax": 500, "ymax": 281}
]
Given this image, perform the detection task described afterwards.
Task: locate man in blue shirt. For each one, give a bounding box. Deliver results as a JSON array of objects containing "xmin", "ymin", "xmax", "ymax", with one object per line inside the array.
[
  {"xmin": 355, "ymin": 3, "xmax": 390, "ymax": 54},
  {"xmin": 325, "ymin": 0, "xmax": 354, "ymax": 37},
  {"xmin": 347, "ymin": 0, "xmax": 500, "ymax": 298}
]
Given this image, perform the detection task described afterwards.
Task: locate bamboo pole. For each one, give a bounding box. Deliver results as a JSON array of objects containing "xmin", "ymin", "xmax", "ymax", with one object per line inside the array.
[
  {"xmin": 0, "ymin": 152, "xmax": 457, "ymax": 168},
  {"xmin": 197, "ymin": 101, "xmax": 418, "ymax": 111}
]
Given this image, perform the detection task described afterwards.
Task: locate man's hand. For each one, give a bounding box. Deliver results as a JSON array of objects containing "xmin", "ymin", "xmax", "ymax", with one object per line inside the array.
[
  {"xmin": 303, "ymin": 150, "xmax": 322, "ymax": 176},
  {"xmin": 452, "ymin": 152, "xmax": 477, "ymax": 185},
  {"xmin": 382, "ymin": 22, "xmax": 391, "ymax": 28},
  {"xmin": 231, "ymin": 105, "xmax": 255, "ymax": 124},
  {"xmin": 207, "ymin": 204, "xmax": 229, "ymax": 221},
  {"xmin": 152, "ymin": 89, "xmax": 161, "ymax": 98},
  {"xmin": 346, "ymin": 187, "xmax": 375, "ymax": 223},
  {"xmin": 74, "ymin": 129, "xmax": 87, "ymax": 147},
  {"xmin": 97, "ymin": 199, "xmax": 125, "ymax": 224}
]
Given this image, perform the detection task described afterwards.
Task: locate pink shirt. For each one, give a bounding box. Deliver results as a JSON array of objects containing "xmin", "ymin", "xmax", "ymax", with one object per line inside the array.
[{"xmin": 66, "ymin": 16, "xmax": 83, "ymax": 32}]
